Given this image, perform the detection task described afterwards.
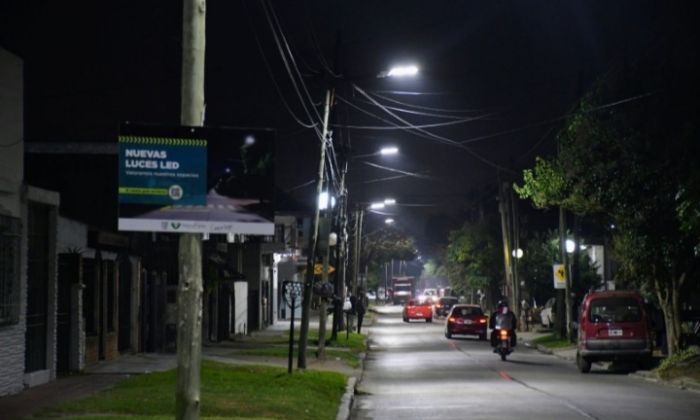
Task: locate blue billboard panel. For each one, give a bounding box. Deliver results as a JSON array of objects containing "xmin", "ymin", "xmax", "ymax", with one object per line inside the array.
[
  {"xmin": 118, "ymin": 135, "xmax": 207, "ymax": 205},
  {"xmin": 118, "ymin": 124, "xmax": 274, "ymax": 235}
]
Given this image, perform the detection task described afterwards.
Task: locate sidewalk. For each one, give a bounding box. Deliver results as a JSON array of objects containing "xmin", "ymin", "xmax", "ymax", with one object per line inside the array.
[
  {"xmin": 0, "ymin": 312, "xmax": 363, "ymax": 420},
  {"xmin": 518, "ymin": 329, "xmax": 578, "ymax": 361},
  {"xmin": 518, "ymin": 330, "xmax": 700, "ymax": 393}
]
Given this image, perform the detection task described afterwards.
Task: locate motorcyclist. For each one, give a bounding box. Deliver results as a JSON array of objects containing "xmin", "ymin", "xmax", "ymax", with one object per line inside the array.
[{"xmin": 490, "ymin": 300, "xmax": 518, "ymax": 350}]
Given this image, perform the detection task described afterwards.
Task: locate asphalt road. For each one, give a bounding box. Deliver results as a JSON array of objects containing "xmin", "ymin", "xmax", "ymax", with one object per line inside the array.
[{"xmin": 351, "ymin": 305, "xmax": 700, "ymax": 420}]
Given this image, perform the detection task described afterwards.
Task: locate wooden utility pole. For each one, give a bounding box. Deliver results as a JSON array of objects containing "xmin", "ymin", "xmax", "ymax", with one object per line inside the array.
[
  {"xmin": 298, "ymin": 89, "xmax": 332, "ymax": 369},
  {"xmin": 177, "ymin": 1, "xmax": 206, "ymax": 419}
]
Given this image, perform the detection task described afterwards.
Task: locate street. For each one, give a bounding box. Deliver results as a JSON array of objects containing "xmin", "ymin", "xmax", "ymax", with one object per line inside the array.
[{"xmin": 352, "ymin": 306, "xmax": 700, "ymax": 420}]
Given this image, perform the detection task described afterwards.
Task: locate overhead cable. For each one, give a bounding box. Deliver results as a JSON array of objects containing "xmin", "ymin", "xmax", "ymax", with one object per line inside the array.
[
  {"xmin": 361, "ymin": 161, "xmax": 435, "ymax": 180},
  {"xmin": 243, "ymin": 0, "xmax": 318, "ymax": 129},
  {"xmin": 335, "ymin": 94, "xmax": 493, "ymax": 130},
  {"xmin": 353, "ymin": 84, "xmax": 512, "ymax": 172}
]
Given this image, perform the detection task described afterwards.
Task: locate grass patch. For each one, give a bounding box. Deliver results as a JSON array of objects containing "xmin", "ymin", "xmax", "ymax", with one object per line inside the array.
[
  {"xmin": 238, "ymin": 347, "xmax": 360, "ymax": 369},
  {"xmin": 531, "ymin": 333, "xmax": 575, "ymax": 349},
  {"xmin": 656, "ymin": 346, "xmax": 700, "ymax": 381},
  {"xmin": 45, "ymin": 361, "xmax": 346, "ymax": 420},
  {"xmin": 246, "ymin": 329, "xmax": 366, "ymax": 353}
]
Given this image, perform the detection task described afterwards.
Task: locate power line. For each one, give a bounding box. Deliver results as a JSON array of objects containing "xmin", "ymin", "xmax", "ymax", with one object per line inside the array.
[
  {"xmin": 243, "ymin": 0, "xmax": 318, "ymax": 129},
  {"xmin": 335, "ymin": 94, "xmax": 493, "ymax": 130},
  {"xmin": 353, "ymin": 84, "xmax": 513, "ymax": 173}
]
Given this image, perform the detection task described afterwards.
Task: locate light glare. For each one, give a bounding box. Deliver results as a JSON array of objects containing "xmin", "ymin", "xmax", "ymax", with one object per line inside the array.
[{"xmin": 388, "ymin": 65, "xmax": 419, "ymax": 77}]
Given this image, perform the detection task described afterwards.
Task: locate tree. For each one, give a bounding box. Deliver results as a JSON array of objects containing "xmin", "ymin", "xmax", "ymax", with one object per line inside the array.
[
  {"xmin": 515, "ymin": 38, "xmax": 700, "ymax": 354},
  {"xmin": 362, "ymin": 227, "xmax": 417, "ymax": 276},
  {"xmin": 445, "ymin": 219, "xmax": 502, "ymax": 310}
]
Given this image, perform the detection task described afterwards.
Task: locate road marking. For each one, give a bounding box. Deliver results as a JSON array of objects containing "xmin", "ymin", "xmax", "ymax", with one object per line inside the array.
[{"xmin": 497, "ymin": 370, "xmax": 512, "ymax": 381}]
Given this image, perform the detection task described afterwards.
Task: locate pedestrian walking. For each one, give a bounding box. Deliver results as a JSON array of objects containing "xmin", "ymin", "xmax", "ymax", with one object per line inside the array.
[{"xmin": 356, "ymin": 291, "xmax": 367, "ymax": 334}]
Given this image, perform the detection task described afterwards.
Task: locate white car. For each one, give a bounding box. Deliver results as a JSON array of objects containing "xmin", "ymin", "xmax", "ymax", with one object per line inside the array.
[{"xmin": 540, "ymin": 297, "xmax": 556, "ymax": 328}]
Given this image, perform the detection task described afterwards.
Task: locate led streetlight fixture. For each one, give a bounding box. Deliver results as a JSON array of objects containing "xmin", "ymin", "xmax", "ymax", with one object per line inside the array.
[
  {"xmin": 379, "ymin": 146, "xmax": 399, "ymax": 156},
  {"xmin": 383, "ymin": 198, "xmax": 396, "ymax": 205},
  {"xmin": 370, "ymin": 202, "xmax": 385, "ymax": 210},
  {"xmin": 385, "ymin": 218, "xmax": 395, "ymax": 225},
  {"xmin": 387, "ymin": 65, "xmax": 419, "ymax": 78},
  {"xmin": 512, "ymin": 248, "xmax": 524, "ymax": 259},
  {"xmin": 319, "ymin": 191, "xmax": 330, "ymax": 210}
]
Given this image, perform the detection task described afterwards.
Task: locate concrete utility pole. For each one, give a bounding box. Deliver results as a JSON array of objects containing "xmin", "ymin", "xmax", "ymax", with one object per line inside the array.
[
  {"xmin": 298, "ymin": 89, "xmax": 333, "ymax": 369},
  {"xmin": 332, "ymin": 163, "xmax": 348, "ymax": 340},
  {"xmin": 557, "ymin": 207, "xmax": 568, "ymax": 340},
  {"xmin": 177, "ymin": 0, "xmax": 205, "ymax": 419},
  {"xmin": 498, "ymin": 182, "xmax": 516, "ymax": 315}
]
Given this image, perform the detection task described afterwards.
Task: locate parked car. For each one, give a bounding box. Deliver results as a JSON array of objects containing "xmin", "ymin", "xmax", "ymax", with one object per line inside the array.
[
  {"xmin": 576, "ymin": 290, "xmax": 653, "ymax": 373},
  {"xmin": 434, "ymin": 296, "xmax": 459, "ymax": 318},
  {"xmin": 445, "ymin": 304, "xmax": 488, "ymax": 340},
  {"xmin": 403, "ymin": 299, "xmax": 433, "ymax": 323},
  {"xmin": 540, "ymin": 297, "xmax": 556, "ymax": 328}
]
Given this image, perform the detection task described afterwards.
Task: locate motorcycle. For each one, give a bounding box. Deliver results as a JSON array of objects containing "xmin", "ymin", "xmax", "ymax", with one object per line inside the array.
[{"xmin": 496, "ymin": 328, "xmax": 513, "ymax": 361}]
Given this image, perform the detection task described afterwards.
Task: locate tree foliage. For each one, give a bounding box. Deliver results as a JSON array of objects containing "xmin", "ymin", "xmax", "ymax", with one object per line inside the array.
[
  {"xmin": 362, "ymin": 228, "xmax": 417, "ymax": 271},
  {"xmin": 444, "ymin": 219, "xmax": 502, "ymax": 306},
  {"xmin": 515, "ymin": 38, "xmax": 700, "ymax": 354}
]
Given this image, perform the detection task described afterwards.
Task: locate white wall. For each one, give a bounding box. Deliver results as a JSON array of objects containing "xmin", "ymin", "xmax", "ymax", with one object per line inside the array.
[
  {"xmin": 0, "ymin": 47, "xmax": 23, "ymax": 218},
  {"xmin": 0, "ymin": 47, "xmax": 25, "ymax": 397},
  {"xmin": 234, "ymin": 281, "xmax": 248, "ymax": 335}
]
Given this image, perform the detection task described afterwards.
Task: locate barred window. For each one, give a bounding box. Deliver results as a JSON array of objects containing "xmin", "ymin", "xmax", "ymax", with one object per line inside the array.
[{"xmin": 0, "ymin": 215, "xmax": 21, "ymax": 326}]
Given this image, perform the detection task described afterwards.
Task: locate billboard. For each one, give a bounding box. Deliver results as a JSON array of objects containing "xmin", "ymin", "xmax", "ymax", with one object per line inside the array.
[{"xmin": 118, "ymin": 123, "xmax": 274, "ymax": 235}]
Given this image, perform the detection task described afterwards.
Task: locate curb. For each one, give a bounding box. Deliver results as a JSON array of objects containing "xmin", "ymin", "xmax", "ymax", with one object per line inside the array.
[
  {"xmin": 629, "ymin": 371, "xmax": 700, "ymax": 394},
  {"xmin": 336, "ymin": 376, "xmax": 357, "ymax": 420}
]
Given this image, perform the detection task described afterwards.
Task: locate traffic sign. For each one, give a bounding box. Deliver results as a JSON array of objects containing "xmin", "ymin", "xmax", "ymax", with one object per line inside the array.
[
  {"xmin": 313, "ymin": 263, "xmax": 335, "ymax": 275},
  {"xmin": 552, "ymin": 264, "xmax": 566, "ymax": 289}
]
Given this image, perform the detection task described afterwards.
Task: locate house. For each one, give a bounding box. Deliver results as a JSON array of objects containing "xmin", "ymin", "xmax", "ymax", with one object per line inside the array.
[{"xmin": 0, "ymin": 46, "xmax": 61, "ymax": 396}]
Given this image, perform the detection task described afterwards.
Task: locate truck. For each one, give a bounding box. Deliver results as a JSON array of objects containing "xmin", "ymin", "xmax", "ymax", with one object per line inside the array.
[{"xmin": 391, "ymin": 276, "xmax": 416, "ymax": 305}]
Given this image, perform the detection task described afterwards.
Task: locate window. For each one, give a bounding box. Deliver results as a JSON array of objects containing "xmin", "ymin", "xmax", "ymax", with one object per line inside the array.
[
  {"xmin": 0, "ymin": 215, "xmax": 21, "ymax": 326},
  {"xmin": 589, "ymin": 298, "xmax": 641, "ymax": 323},
  {"xmin": 454, "ymin": 307, "xmax": 483, "ymax": 317}
]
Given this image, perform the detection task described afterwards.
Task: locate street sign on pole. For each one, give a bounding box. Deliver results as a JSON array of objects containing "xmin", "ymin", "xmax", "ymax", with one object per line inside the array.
[{"xmin": 552, "ymin": 264, "xmax": 567, "ymax": 289}]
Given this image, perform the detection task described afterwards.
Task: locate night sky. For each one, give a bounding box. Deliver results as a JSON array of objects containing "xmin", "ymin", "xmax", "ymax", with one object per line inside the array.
[{"xmin": 0, "ymin": 0, "xmax": 694, "ymax": 251}]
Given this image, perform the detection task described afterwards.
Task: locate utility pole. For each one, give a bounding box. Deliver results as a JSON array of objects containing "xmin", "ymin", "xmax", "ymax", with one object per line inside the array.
[
  {"xmin": 498, "ymin": 182, "xmax": 515, "ymax": 313},
  {"xmin": 557, "ymin": 207, "xmax": 568, "ymax": 339},
  {"xmin": 317, "ymin": 217, "xmax": 331, "ymax": 359},
  {"xmin": 298, "ymin": 89, "xmax": 333, "ymax": 369},
  {"xmin": 332, "ymin": 162, "xmax": 348, "ymax": 340},
  {"xmin": 177, "ymin": 1, "xmax": 205, "ymax": 419}
]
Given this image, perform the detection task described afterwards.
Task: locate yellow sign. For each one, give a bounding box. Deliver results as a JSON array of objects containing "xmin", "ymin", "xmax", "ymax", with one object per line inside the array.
[
  {"xmin": 552, "ymin": 264, "xmax": 566, "ymax": 289},
  {"xmin": 313, "ymin": 263, "xmax": 335, "ymax": 275}
]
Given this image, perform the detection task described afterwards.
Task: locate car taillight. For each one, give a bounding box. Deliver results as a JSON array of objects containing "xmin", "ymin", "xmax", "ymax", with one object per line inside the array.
[
  {"xmin": 448, "ymin": 317, "xmax": 455, "ymax": 323},
  {"xmin": 479, "ymin": 318, "xmax": 487, "ymax": 324},
  {"xmin": 436, "ymin": 304, "xmax": 443, "ymax": 308},
  {"xmin": 500, "ymin": 329, "xmax": 509, "ymax": 339}
]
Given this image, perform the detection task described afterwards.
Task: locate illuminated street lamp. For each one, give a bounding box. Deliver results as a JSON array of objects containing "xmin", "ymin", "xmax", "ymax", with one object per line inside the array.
[
  {"xmin": 369, "ymin": 202, "xmax": 385, "ymax": 210},
  {"xmin": 387, "ymin": 64, "xmax": 419, "ymax": 78},
  {"xmin": 383, "ymin": 198, "xmax": 396, "ymax": 205},
  {"xmin": 385, "ymin": 218, "xmax": 395, "ymax": 225},
  {"xmin": 379, "ymin": 146, "xmax": 399, "ymax": 156},
  {"xmin": 512, "ymin": 248, "xmax": 524, "ymax": 259},
  {"xmin": 353, "ymin": 146, "xmax": 399, "ymax": 159}
]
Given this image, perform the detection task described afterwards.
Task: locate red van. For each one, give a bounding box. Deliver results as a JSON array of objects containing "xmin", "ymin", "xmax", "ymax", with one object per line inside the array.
[{"xmin": 576, "ymin": 290, "xmax": 652, "ymax": 373}]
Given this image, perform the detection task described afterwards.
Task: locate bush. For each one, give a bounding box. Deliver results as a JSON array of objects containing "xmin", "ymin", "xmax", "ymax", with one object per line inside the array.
[{"xmin": 656, "ymin": 346, "xmax": 700, "ymax": 380}]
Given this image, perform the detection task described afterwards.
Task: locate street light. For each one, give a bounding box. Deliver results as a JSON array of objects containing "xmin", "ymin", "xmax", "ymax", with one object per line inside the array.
[
  {"xmin": 379, "ymin": 146, "xmax": 399, "ymax": 156},
  {"xmin": 383, "ymin": 198, "xmax": 396, "ymax": 205},
  {"xmin": 352, "ymin": 146, "xmax": 399, "ymax": 160},
  {"xmin": 512, "ymin": 248, "xmax": 524, "ymax": 259},
  {"xmin": 566, "ymin": 239, "xmax": 576, "ymax": 254},
  {"xmin": 369, "ymin": 202, "xmax": 385, "ymax": 210},
  {"xmin": 386, "ymin": 64, "xmax": 419, "ymax": 78},
  {"xmin": 385, "ymin": 218, "xmax": 395, "ymax": 225}
]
